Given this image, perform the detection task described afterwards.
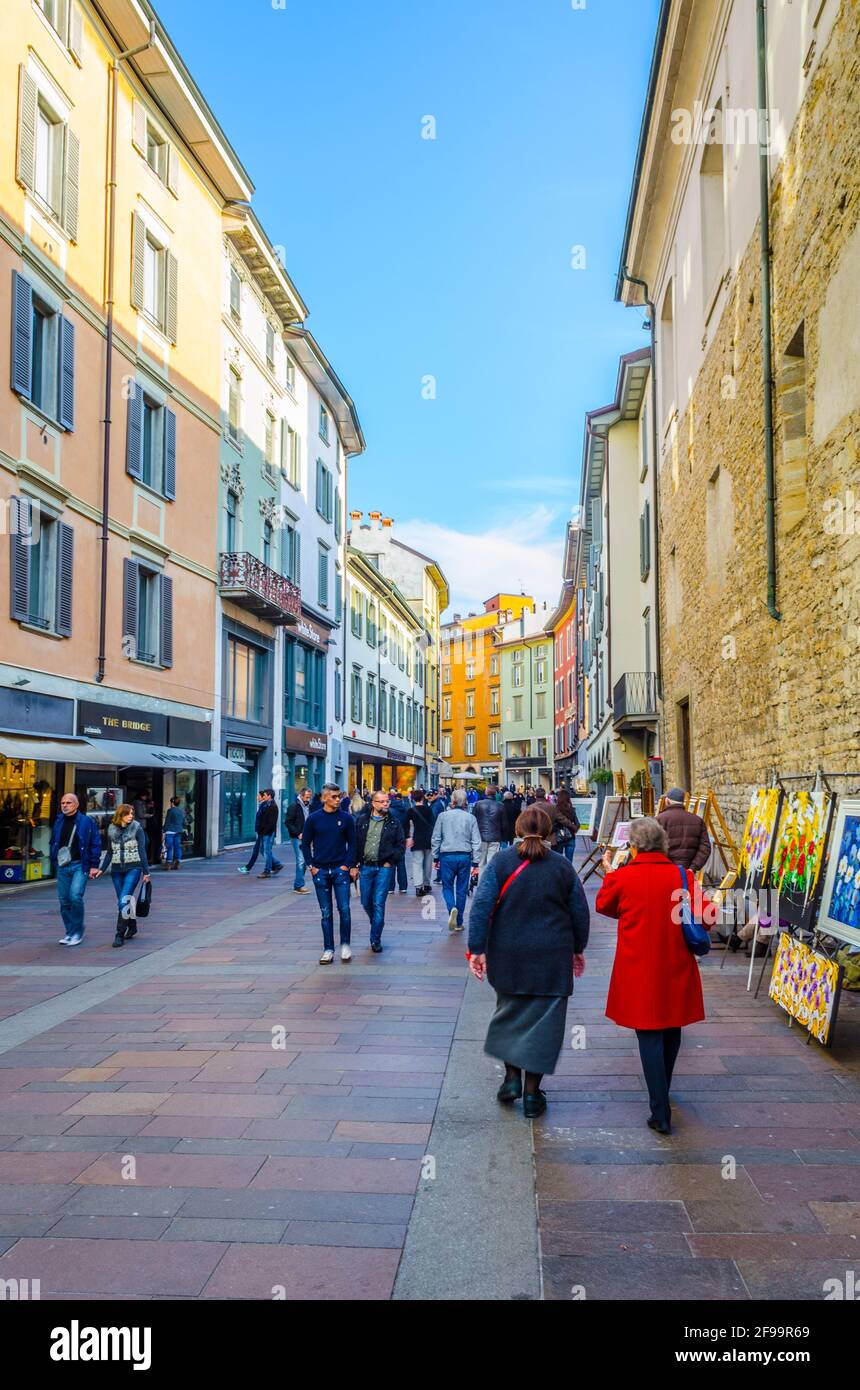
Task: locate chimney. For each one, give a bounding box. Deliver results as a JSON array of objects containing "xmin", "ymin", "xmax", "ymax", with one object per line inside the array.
[
  {"xmin": 369, "ymin": 510, "xmax": 382, "ymax": 531},
  {"xmin": 381, "ymin": 517, "xmax": 394, "ymax": 528},
  {"xmin": 350, "ymin": 510, "xmax": 363, "ymax": 522}
]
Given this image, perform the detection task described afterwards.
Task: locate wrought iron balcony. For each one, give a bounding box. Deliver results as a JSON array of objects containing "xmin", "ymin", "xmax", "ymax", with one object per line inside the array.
[
  {"xmin": 612, "ymin": 671, "xmax": 659, "ymax": 728},
  {"xmin": 219, "ymin": 552, "xmax": 301, "ymax": 624}
]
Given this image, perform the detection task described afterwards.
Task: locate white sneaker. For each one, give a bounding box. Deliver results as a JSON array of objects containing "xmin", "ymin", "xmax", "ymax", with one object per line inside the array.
[
  {"xmin": 340, "ymin": 944, "xmax": 352, "ymax": 962},
  {"xmin": 319, "ymin": 949, "xmax": 335, "ymax": 965},
  {"xmin": 448, "ymin": 907, "xmax": 459, "ymax": 931},
  {"xmin": 58, "ymin": 935, "xmax": 70, "ymax": 945},
  {"xmin": 66, "ymin": 936, "xmax": 83, "ymax": 947}
]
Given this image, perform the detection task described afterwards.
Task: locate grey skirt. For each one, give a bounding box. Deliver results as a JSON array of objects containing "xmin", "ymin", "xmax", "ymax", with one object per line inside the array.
[{"xmin": 484, "ymin": 992, "xmax": 568, "ymax": 1075}]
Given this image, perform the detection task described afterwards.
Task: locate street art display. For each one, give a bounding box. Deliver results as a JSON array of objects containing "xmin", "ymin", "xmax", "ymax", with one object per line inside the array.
[
  {"xmin": 595, "ymin": 795, "xmax": 626, "ymax": 847},
  {"xmin": 629, "ymin": 797, "xmax": 643, "ymax": 819},
  {"xmin": 610, "ymin": 820, "xmax": 631, "ymax": 849},
  {"xmin": 768, "ymin": 932, "xmax": 843, "ymax": 1046},
  {"xmin": 767, "ymin": 790, "xmax": 832, "ymax": 925},
  {"xmin": 817, "ymin": 798, "xmax": 860, "ymax": 950},
  {"xmin": 738, "ymin": 788, "xmax": 781, "ymax": 889},
  {"xmin": 571, "ymin": 797, "xmax": 597, "ymax": 837}
]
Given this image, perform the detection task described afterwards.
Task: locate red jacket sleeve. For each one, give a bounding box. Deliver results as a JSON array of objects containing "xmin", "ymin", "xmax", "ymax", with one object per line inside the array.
[{"xmin": 595, "ymin": 870, "xmax": 623, "ymax": 919}]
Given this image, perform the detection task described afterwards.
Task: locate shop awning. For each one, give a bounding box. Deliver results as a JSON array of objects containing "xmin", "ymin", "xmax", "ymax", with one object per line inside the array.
[{"xmin": 0, "ymin": 734, "xmax": 244, "ymax": 773}]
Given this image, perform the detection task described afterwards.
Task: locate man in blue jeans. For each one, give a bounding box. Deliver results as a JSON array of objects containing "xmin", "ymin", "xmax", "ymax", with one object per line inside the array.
[
  {"xmin": 238, "ymin": 791, "xmax": 282, "ymax": 878},
  {"xmin": 431, "ymin": 788, "xmax": 482, "ymax": 931},
  {"xmin": 284, "ymin": 787, "xmax": 313, "ymax": 893},
  {"xmin": 301, "ymin": 783, "xmax": 356, "ymax": 965},
  {"xmin": 352, "ymin": 790, "xmax": 406, "ymax": 954},
  {"xmin": 49, "ymin": 794, "xmax": 103, "ymax": 946}
]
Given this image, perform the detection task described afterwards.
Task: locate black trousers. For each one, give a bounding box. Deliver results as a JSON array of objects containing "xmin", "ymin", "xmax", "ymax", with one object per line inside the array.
[{"xmin": 635, "ymin": 1028, "xmax": 682, "ymax": 1128}]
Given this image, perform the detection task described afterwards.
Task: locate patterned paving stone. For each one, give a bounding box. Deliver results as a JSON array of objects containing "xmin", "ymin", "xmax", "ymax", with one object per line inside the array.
[{"xmin": 200, "ymin": 1243, "xmax": 400, "ymax": 1299}]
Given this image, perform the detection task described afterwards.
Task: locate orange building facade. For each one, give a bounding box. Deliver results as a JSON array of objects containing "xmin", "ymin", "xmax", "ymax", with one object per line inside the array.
[{"xmin": 440, "ymin": 594, "xmax": 534, "ymax": 785}]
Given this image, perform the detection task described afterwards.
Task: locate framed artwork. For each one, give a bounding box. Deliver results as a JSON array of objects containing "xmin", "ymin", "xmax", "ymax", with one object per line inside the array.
[
  {"xmin": 817, "ymin": 797, "xmax": 860, "ymax": 949},
  {"xmin": 629, "ymin": 797, "xmax": 643, "ymax": 819},
  {"xmin": 610, "ymin": 847, "xmax": 630, "ymax": 870},
  {"xmin": 570, "ymin": 797, "xmax": 597, "ymax": 837},
  {"xmin": 595, "ymin": 795, "xmax": 626, "ymax": 847},
  {"xmin": 738, "ymin": 788, "xmax": 782, "ymax": 890},
  {"xmin": 767, "ymin": 790, "xmax": 834, "ymax": 927},
  {"xmin": 768, "ymin": 932, "xmax": 843, "ymax": 1047},
  {"xmin": 611, "ymin": 820, "xmax": 631, "ymax": 848}
]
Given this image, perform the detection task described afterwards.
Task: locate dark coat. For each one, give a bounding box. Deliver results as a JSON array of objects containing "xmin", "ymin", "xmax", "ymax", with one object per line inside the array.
[
  {"xmin": 656, "ymin": 806, "xmax": 711, "ymax": 871},
  {"xmin": 354, "ymin": 810, "xmax": 406, "ymax": 866},
  {"xmin": 502, "ymin": 799, "xmax": 519, "ymax": 842},
  {"xmin": 597, "ymin": 851, "xmax": 712, "ymax": 1030},
  {"xmin": 255, "ymin": 799, "xmax": 279, "ymax": 836},
  {"xmin": 284, "ymin": 798, "xmax": 310, "ymax": 839},
  {"xmin": 468, "ymin": 847, "xmax": 590, "ymax": 996},
  {"xmin": 472, "ymin": 797, "xmax": 507, "ymax": 843},
  {"xmin": 405, "ymin": 802, "xmax": 434, "ymax": 851},
  {"xmin": 50, "ymin": 811, "xmax": 102, "ymax": 874}
]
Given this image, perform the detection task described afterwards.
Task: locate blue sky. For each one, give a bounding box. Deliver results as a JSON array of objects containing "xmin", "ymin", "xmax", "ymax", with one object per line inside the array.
[{"xmin": 156, "ymin": 0, "xmax": 660, "ymax": 614}]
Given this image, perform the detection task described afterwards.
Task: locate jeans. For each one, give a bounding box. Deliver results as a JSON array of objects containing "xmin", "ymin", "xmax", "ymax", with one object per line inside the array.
[
  {"xmin": 410, "ymin": 848, "xmax": 433, "ymax": 889},
  {"xmin": 245, "ymin": 835, "xmax": 262, "ymax": 870},
  {"xmin": 360, "ymin": 864, "xmax": 394, "ymax": 945},
  {"xmin": 312, "ymin": 866, "xmax": 352, "ymax": 951},
  {"xmin": 164, "ymin": 831, "xmax": 182, "ymax": 864},
  {"xmin": 394, "ymin": 854, "xmax": 408, "ymax": 891},
  {"xmin": 291, "ymin": 837, "xmax": 307, "ymax": 889},
  {"xmin": 260, "ymin": 833, "xmax": 282, "ymax": 874},
  {"xmin": 57, "ymin": 863, "xmax": 88, "ymax": 940},
  {"xmin": 636, "ymin": 1027, "xmax": 683, "ymax": 1129},
  {"xmin": 440, "ymin": 853, "xmax": 471, "ymax": 926},
  {"xmin": 112, "ymin": 867, "xmax": 142, "ymax": 920},
  {"xmin": 478, "ymin": 841, "xmax": 500, "ymax": 872}
]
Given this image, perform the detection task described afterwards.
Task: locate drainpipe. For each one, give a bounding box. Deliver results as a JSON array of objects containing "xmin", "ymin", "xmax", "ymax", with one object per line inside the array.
[
  {"xmin": 97, "ymin": 24, "xmax": 157, "ymax": 682},
  {"xmin": 756, "ymin": 0, "xmax": 781, "ymax": 621},
  {"xmin": 620, "ymin": 269, "xmax": 662, "ymax": 692}
]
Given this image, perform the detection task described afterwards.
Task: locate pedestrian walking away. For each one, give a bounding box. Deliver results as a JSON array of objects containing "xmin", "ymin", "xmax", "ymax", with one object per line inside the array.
[
  {"xmin": 49, "ymin": 793, "xmax": 102, "ymax": 947},
  {"xmin": 284, "ymin": 787, "xmax": 313, "ymax": 892},
  {"xmin": 597, "ymin": 816, "xmax": 716, "ymax": 1135},
  {"xmin": 553, "ymin": 787, "xmax": 581, "ymax": 862},
  {"xmin": 405, "ymin": 789, "xmax": 435, "ymax": 895},
  {"xmin": 301, "ymin": 783, "xmax": 356, "ymax": 964},
  {"xmin": 467, "ymin": 805, "xmax": 590, "ymax": 1119},
  {"xmin": 352, "ymin": 790, "xmax": 406, "ymax": 952},
  {"xmin": 162, "ymin": 797, "xmax": 185, "ymax": 869},
  {"xmin": 472, "ymin": 784, "xmax": 506, "ymax": 872},
  {"xmin": 431, "ymin": 788, "xmax": 481, "ymax": 931},
  {"xmin": 255, "ymin": 790, "xmax": 283, "ymax": 879},
  {"xmin": 386, "ymin": 792, "xmax": 411, "ymax": 893},
  {"xmin": 656, "ymin": 787, "xmax": 711, "ymax": 872},
  {"xmin": 96, "ymin": 804, "xmax": 151, "ymax": 948}
]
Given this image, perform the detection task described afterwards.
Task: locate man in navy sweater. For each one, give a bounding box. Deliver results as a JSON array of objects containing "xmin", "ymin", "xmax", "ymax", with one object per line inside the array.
[{"xmin": 301, "ymin": 783, "xmax": 356, "ymax": 965}]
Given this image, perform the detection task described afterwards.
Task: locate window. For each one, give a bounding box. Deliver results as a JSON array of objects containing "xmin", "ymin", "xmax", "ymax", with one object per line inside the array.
[
  {"xmin": 390, "ymin": 688, "xmax": 397, "ymax": 730},
  {"xmin": 285, "ymin": 355, "xmax": 296, "ymax": 395},
  {"xmin": 465, "ymin": 732, "xmax": 476, "ymax": 758},
  {"xmin": 466, "ymin": 691, "xmax": 475, "ymax": 718},
  {"xmin": 351, "ymin": 670, "xmax": 363, "ymax": 723},
  {"xmin": 513, "ymin": 695, "xmax": 523, "ymax": 721},
  {"xmin": 227, "ymin": 368, "xmax": 241, "ymax": 444},
  {"xmin": 443, "ymin": 666, "xmax": 451, "ymax": 684},
  {"xmin": 264, "ymin": 411, "xmax": 277, "ymax": 477},
  {"xmin": 443, "ymin": 696, "xmax": 451, "ymax": 720},
  {"xmin": 265, "ymin": 321, "xmax": 275, "ymax": 369},
  {"xmin": 262, "ymin": 521, "xmax": 273, "ymax": 569},
  {"xmin": 281, "ymin": 421, "xmax": 300, "ymax": 487},
  {"xmin": 334, "ymin": 494, "xmax": 342, "ymax": 542},
  {"xmin": 640, "ymin": 499, "xmax": 651, "ymax": 580},
  {"xmin": 442, "ymin": 734, "xmax": 452, "ymax": 759},
  {"xmin": 144, "ymin": 233, "xmax": 163, "ymax": 323},
  {"xmin": 319, "ymin": 403, "xmax": 330, "ymax": 442},
  {"xmin": 225, "ymin": 491, "xmax": 238, "ymax": 552},
  {"xmin": 490, "ymin": 688, "xmax": 500, "ymax": 716},
  {"xmin": 350, "ymin": 587, "xmax": 363, "ymax": 638},
  {"xmin": 145, "ymin": 124, "xmax": 168, "ymax": 183},
  {"xmin": 366, "ymin": 599, "xmax": 377, "ymax": 648},
  {"xmin": 316, "ymin": 461, "xmax": 334, "ymax": 522},
  {"xmin": 334, "ymin": 662, "xmax": 343, "ymax": 722},
  {"xmin": 285, "ymin": 640, "xmax": 326, "ymax": 730},
  {"xmin": 10, "ymin": 273, "xmax": 75, "ymax": 430},
  {"xmin": 9, "ymin": 498, "xmax": 73, "ymax": 637},
  {"xmin": 513, "ymin": 664, "xmax": 523, "ymax": 688},
  {"xmin": 398, "ymin": 697, "xmax": 405, "ymax": 739},
  {"xmin": 490, "ymin": 655, "xmax": 499, "ymax": 676},
  {"xmin": 16, "ymin": 68, "xmax": 80, "ymax": 238},
  {"xmin": 126, "ymin": 384, "xmax": 176, "ymax": 500},
  {"xmin": 398, "ymin": 635, "xmax": 406, "ymax": 671},
  {"xmin": 490, "ymin": 729, "xmax": 499, "ymax": 756},
  {"xmin": 465, "ymin": 661, "xmax": 475, "ymax": 680},
  {"xmin": 123, "ymin": 559, "xmax": 172, "ymax": 668},
  {"xmin": 379, "ymin": 682, "xmax": 387, "ymax": 733},
  {"xmin": 229, "ymin": 266, "xmax": 241, "ymax": 324},
  {"xmin": 281, "ymin": 515, "xmax": 300, "ymax": 584},
  {"xmin": 536, "ymin": 692, "xmax": 546, "ymax": 719},
  {"xmin": 224, "ymin": 636, "xmax": 264, "ymax": 721},
  {"xmin": 366, "ymin": 677, "xmax": 377, "ymax": 728},
  {"xmin": 335, "ymin": 566, "xmax": 343, "ymax": 622},
  {"xmin": 700, "ymin": 102, "xmax": 726, "ymax": 311},
  {"xmin": 779, "ymin": 322, "xmax": 809, "ymax": 531},
  {"xmin": 406, "ymin": 702, "xmax": 413, "ymax": 741},
  {"xmin": 536, "ymin": 660, "xmax": 546, "ymax": 683},
  {"xmin": 131, "ymin": 213, "xmax": 178, "ymax": 342},
  {"xmin": 318, "ymin": 543, "xmax": 329, "ymax": 608}
]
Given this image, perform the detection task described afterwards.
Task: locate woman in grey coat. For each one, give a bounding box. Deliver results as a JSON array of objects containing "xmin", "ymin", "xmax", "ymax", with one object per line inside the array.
[
  {"xmin": 97, "ymin": 804, "xmax": 150, "ymax": 948},
  {"xmin": 467, "ymin": 805, "xmax": 590, "ymax": 1117}
]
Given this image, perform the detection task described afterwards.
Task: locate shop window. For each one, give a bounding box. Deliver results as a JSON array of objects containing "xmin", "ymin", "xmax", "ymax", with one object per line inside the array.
[{"xmin": 0, "ymin": 757, "xmax": 56, "ymax": 881}]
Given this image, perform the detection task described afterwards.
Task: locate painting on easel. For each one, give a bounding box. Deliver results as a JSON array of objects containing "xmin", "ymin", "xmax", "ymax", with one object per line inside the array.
[
  {"xmin": 738, "ymin": 788, "xmax": 781, "ymax": 891},
  {"xmin": 817, "ymin": 797, "xmax": 860, "ymax": 950},
  {"xmin": 767, "ymin": 790, "xmax": 833, "ymax": 928},
  {"xmin": 768, "ymin": 932, "xmax": 842, "ymax": 1047},
  {"xmin": 570, "ymin": 797, "xmax": 597, "ymax": 838}
]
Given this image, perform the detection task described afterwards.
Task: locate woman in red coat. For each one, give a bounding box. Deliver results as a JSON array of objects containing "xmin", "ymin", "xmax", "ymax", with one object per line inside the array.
[{"xmin": 596, "ymin": 816, "xmax": 715, "ymax": 1134}]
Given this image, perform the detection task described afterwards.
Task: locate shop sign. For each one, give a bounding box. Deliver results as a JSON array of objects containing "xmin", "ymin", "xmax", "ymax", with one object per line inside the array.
[
  {"xmin": 284, "ymin": 726, "xmax": 328, "ymax": 757},
  {"xmin": 294, "ymin": 613, "xmax": 329, "ymax": 649},
  {"xmin": 77, "ymin": 701, "xmax": 167, "ymax": 745},
  {"xmin": 227, "ymin": 746, "xmax": 248, "ymax": 763}
]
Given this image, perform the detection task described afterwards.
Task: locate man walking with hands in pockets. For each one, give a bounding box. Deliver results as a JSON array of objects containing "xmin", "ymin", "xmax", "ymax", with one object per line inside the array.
[{"xmin": 301, "ymin": 784, "xmax": 356, "ymax": 965}]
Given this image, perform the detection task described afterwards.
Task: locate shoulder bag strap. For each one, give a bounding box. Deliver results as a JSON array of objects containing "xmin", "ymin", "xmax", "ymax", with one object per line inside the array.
[{"xmin": 491, "ymin": 859, "xmax": 530, "ymax": 918}]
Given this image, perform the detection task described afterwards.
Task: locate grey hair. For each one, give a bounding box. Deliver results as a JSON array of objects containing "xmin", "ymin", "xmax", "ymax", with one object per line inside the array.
[
  {"xmin": 628, "ymin": 816, "xmax": 669, "ymax": 855},
  {"xmin": 322, "ymin": 783, "xmax": 341, "ymax": 795},
  {"xmin": 450, "ymin": 788, "xmax": 468, "ymax": 808}
]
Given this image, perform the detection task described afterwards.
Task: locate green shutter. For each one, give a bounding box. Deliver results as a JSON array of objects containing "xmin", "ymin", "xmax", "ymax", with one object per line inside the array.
[{"xmin": 16, "ymin": 67, "xmax": 37, "ymax": 192}]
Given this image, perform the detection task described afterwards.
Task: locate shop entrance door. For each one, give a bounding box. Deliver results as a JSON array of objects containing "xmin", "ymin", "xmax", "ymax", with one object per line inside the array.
[
  {"xmin": 223, "ymin": 752, "xmax": 259, "ymax": 845},
  {"xmin": 175, "ymin": 769, "xmax": 206, "ymax": 858}
]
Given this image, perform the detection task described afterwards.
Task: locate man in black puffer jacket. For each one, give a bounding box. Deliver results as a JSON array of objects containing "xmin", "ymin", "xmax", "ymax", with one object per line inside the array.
[
  {"xmin": 472, "ymin": 786, "xmax": 507, "ymax": 873},
  {"xmin": 656, "ymin": 788, "xmax": 711, "ymax": 871},
  {"xmin": 352, "ymin": 791, "xmax": 406, "ymax": 953}
]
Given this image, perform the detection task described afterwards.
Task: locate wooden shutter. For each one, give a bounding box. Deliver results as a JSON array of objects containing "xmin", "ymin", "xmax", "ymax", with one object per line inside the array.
[
  {"xmin": 11, "ymin": 271, "xmax": 33, "ymax": 399},
  {"xmin": 166, "ymin": 144, "xmax": 179, "ymax": 196},
  {"xmin": 57, "ymin": 314, "xmax": 75, "ymax": 430},
  {"xmin": 160, "ymin": 573, "xmax": 173, "ymax": 667},
  {"xmin": 318, "ymin": 547, "xmax": 328, "ymax": 607},
  {"xmin": 122, "ymin": 558, "xmax": 138, "ymax": 647},
  {"xmin": 16, "ymin": 67, "xmax": 37, "ymax": 193},
  {"xmin": 294, "ymin": 530, "xmax": 301, "ymax": 586},
  {"xmin": 163, "ymin": 406, "xmax": 176, "ymax": 499},
  {"xmin": 279, "ymin": 417, "xmax": 287, "ymax": 474},
  {"xmin": 9, "ymin": 498, "xmax": 30, "ymax": 623},
  {"xmin": 165, "ymin": 251, "xmax": 178, "ymax": 342},
  {"xmin": 55, "ymin": 521, "xmax": 73, "ymax": 636},
  {"xmin": 131, "ymin": 212, "xmax": 145, "ymax": 311},
  {"xmin": 68, "ymin": 5, "xmax": 83, "ymax": 64},
  {"xmin": 132, "ymin": 101, "xmax": 146, "ymax": 156},
  {"xmin": 316, "ymin": 459, "xmax": 323, "ymax": 513},
  {"xmin": 126, "ymin": 383, "xmax": 143, "ymax": 479},
  {"xmin": 63, "ymin": 127, "xmax": 80, "ymax": 241}
]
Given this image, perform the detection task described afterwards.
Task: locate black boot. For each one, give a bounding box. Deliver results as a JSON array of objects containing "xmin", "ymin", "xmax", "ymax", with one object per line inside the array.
[{"xmin": 113, "ymin": 911, "xmax": 125, "ymax": 948}]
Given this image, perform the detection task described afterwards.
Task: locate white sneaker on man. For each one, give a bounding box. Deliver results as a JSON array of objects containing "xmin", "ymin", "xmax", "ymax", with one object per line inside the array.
[
  {"xmin": 58, "ymin": 935, "xmax": 70, "ymax": 945},
  {"xmin": 448, "ymin": 907, "xmax": 459, "ymax": 931},
  {"xmin": 319, "ymin": 949, "xmax": 334, "ymax": 965},
  {"xmin": 340, "ymin": 944, "xmax": 352, "ymax": 963}
]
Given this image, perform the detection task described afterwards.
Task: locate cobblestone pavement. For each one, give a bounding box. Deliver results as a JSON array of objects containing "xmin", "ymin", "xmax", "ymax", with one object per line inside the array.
[{"xmin": 0, "ymin": 850, "xmax": 857, "ymax": 1300}]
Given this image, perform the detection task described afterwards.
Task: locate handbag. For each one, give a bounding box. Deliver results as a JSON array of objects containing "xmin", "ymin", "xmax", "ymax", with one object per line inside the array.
[
  {"xmin": 135, "ymin": 877, "xmax": 153, "ymax": 919},
  {"xmin": 677, "ymin": 865, "xmax": 710, "ymax": 957},
  {"xmin": 555, "ymin": 825, "xmax": 573, "ymax": 847}
]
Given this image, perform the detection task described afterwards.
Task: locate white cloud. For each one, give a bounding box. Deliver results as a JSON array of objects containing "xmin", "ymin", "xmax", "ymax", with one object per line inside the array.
[{"xmin": 396, "ymin": 506, "xmax": 564, "ymax": 620}]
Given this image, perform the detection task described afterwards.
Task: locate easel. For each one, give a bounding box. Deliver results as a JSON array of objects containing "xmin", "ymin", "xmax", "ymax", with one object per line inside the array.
[{"xmin": 580, "ymin": 795, "xmax": 629, "ymax": 883}]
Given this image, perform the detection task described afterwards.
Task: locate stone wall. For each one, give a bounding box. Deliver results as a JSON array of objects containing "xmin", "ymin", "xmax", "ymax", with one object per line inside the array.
[{"xmin": 657, "ymin": 0, "xmax": 860, "ymax": 836}]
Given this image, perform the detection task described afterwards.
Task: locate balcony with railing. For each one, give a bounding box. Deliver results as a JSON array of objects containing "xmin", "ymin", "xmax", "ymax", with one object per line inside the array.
[
  {"xmin": 219, "ymin": 552, "xmax": 301, "ymax": 625},
  {"xmin": 612, "ymin": 671, "xmax": 659, "ymax": 729}
]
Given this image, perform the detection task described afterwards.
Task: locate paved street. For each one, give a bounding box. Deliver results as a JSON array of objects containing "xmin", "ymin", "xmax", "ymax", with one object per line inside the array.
[{"xmin": 0, "ymin": 852, "xmax": 857, "ymax": 1300}]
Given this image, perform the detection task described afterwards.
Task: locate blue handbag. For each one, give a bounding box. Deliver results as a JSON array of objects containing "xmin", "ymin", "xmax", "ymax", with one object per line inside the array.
[{"xmin": 677, "ymin": 865, "xmax": 711, "ymax": 957}]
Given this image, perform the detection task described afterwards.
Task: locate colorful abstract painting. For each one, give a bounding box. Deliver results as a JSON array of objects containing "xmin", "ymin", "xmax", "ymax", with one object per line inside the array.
[
  {"xmin": 571, "ymin": 798, "xmax": 597, "ymax": 837},
  {"xmin": 738, "ymin": 788, "xmax": 781, "ymax": 888},
  {"xmin": 818, "ymin": 798, "xmax": 860, "ymax": 949},
  {"xmin": 768, "ymin": 932, "xmax": 842, "ymax": 1046},
  {"xmin": 768, "ymin": 790, "xmax": 830, "ymax": 913}
]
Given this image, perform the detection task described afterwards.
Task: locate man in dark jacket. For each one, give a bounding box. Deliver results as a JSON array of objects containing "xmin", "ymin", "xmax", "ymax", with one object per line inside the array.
[
  {"xmin": 50, "ymin": 794, "xmax": 103, "ymax": 946},
  {"xmin": 352, "ymin": 791, "xmax": 406, "ymax": 952},
  {"xmin": 254, "ymin": 790, "xmax": 282, "ymax": 879},
  {"xmin": 656, "ymin": 788, "xmax": 711, "ymax": 872},
  {"xmin": 405, "ymin": 789, "xmax": 435, "ymax": 896},
  {"xmin": 472, "ymin": 785, "xmax": 507, "ymax": 873},
  {"xmin": 302, "ymin": 784, "xmax": 356, "ymax": 964},
  {"xmin": 386, "ymin": 792, "xmax": 411, "ymax": 893},
  {"xmin": 284, "ymin": 787, "xmax": 313, "ymax": 892}
]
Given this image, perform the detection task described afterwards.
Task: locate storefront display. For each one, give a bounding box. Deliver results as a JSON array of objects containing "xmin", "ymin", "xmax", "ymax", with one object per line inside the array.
[{"xmin": 0, "ymin": 757, "xmax": 57, "ymax": 881}]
